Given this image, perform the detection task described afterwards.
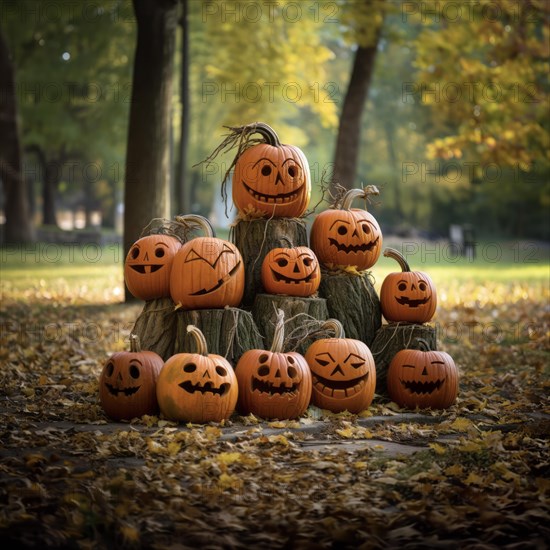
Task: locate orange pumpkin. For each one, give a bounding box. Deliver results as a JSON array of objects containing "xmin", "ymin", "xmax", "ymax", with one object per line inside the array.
[
  {"xmin": 232, "ymin": 123, "xmax": 311, "ymax": 218},
  {"xmin": 124, "ymin": 234, "xmax": 182, "ymax": 300},
  {"xmin": 310, "ymin": 186, "xmax": 382, "ymax": 271},
  {"xmin": 235, "ymin": 309, "xmax": 312, "ymax": 420},
  {"xmin": 305, "ymin": 319, "xmax": 376, "ymax": 414},
  {"xmin": 99, "ymin": 335, "xmax": 164, "ymax": 421},
  {"xmin": 156, "ymin": 325, "xmax": 238, "ymax": 423},
  {"xmin": 380, "ymin": 248, "xmax": 437, "ymax": 323},
  {"xmin": 170, "ymin": 215, "xmax": 244, "ymax": 309},
  {"xmin": 387, "ymin": 339, "xmax": 458, "ymax": 410},
  {"xmin": 261, "ymin": 243, "xmax": 320, "ymax": 297}
]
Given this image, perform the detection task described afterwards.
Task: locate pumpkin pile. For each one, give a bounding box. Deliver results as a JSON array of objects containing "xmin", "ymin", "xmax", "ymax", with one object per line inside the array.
[{"xmin": 100, "ymin": 121, "xmax": 458, "ymax": 423}]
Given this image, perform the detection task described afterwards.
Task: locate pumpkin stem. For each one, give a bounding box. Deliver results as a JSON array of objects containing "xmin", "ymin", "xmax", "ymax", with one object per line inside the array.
[
  {"xmin": 321, "ymin": 319, "xmax": 345, "ymax": 339},
  {"xmin": 341, "ymin": 185, "xmax": 380, "ymax": 211},
  {"xmin": 270, "ymin": 309, "xmax": 286, "ymax": 353},
  {"xmin": 174, "ymin": 214, "xmax": 216, "ymax": 238},
  {"xmin": 416, "ymin": 338, "xmax": 432, "ymax": 352},
  {"xmin": 247, "ymin": 122, "xmax": 282, "ymax": 147},
  {"xmin": 186, "ymin": 325, "xmax": 209, "ymax": 357},
  {"xmin": 129, "ymin": 334, "xmax": 141, "ymax": 353},
  {"xmin": 383, "ymin": 247, "xmax": 411, "ymax": 272},
  {"xmin": 280, "ymin": 236, "xmax": 294, "ymax": 248}
]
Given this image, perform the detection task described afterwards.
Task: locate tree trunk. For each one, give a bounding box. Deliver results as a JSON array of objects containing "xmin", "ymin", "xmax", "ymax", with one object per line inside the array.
[
  {"xmin": 0, "ymin": 26, "xmax": 34, "ymax": 243},
  {"xmin": 124, "ymin": 0, "xmax": 178, "ymax": 301},
  {"xmin": 332, "ymin": 38, "xmax": 383, "ymax": 190},
  {"xmin": 384, "ymin": 120, "xmax": 402, "ymax": 219}
]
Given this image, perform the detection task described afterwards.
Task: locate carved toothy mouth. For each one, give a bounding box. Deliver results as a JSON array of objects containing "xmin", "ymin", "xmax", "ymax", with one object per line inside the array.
[
  {"xmin": 252, "ymin": 377, "xmax": 299, "ymax": 396},
  {"xmin": 243, "ymin": 181, "xmax": 303, "ymax": 204},
  {"xmin": 129, "ymin": 264, "xmax": 163, "ymax": 274},
  {"xmin": 270, "ymin": 268, "xmax": 315, "ymax": 285},
  {"xmin": 395, "ymin": 296, "xmax": 430, "ymax": 308},
  {"xmin": 105, "ymin": 383, "xmax": 141, "ymax": 396},
  {"xmin": 400, "ymin": 379, "xmax": 444, "ymax": 395},
  {"xmin": 328, "ymin": 237, "xmax": 379, "ymax": 254},
  {"xmin": 312, "ymin": 373, "xmax": 368, "ymax": 398},
  {"xmin": 179, "ymin": 380, "xmax": 230, "ymax": 396},
  {"xmin": 189, "ymin": 261, "xmax": 242, "ymax": 296}
]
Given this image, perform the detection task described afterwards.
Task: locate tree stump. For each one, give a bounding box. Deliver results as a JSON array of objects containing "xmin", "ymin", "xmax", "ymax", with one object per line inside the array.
[
  {"xmin": 318, "ymin": 269, "xmax": 382, "ymax": 346},
  {"xmin": 370, "ymin": 323, "xmax": 438, "ymax": 396},
  {"xmin": 231, "ymin": 218, "xmax": 308, "ymax": 308},
  {"xmin": 252, "ymin": 293, "xmax": 328, "ymax": 355},
  {"xmin": 175, "ymin": 307, "xmax": 264, "ymax": 366},
  {"xmin": 132, "ymin": 297, "xmax": 178, "ymax": 360}
]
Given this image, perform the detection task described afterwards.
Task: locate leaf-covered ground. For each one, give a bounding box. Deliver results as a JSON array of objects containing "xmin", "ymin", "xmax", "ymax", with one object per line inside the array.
[{"xmin": 1, "ymin": 256, "xmax": 549, "ymax": 549}]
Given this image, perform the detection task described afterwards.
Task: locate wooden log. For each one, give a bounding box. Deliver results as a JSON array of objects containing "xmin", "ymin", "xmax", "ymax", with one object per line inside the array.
[
  {"xmin": 318, "ymin": 269, "xmax": 382, "ymax": 346},
  {"xmin": 370, "ymin": 323, "xmax": 438, "ymax": 396},
  {"xmin": 175, "ymin": 307, "xmax": 264, "ymax": 366},
  {"xmin": 251, "ymin": 293, "xmax": 328, "ymax": 355},
  {"xmin": 231, "ymin": 218, "xmax": 308, "ymax": 308},
  {"xmin": 132, "ymin": 297, "xmax": 178, "ymax": 360}
]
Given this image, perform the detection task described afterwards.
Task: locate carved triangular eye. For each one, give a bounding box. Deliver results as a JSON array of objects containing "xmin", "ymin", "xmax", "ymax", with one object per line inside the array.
[
  {"xmin": 316, "ymin": 358, "xmax": 330, "ymax": 367},
  {"xmin": 185, "ymin": 249, "xmax": 203, "ymax": 263},
  {"xmin": 222, "ymin": 243, "xmax": 235, "ymax": 255}
]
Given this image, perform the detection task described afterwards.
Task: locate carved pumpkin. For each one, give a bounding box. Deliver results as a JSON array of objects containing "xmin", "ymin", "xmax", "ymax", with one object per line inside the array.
[
  {"xmin": 310, "ymin": 186, "xmax": 382, "ymax": 271},
  {"xmin": 380, "ymin": 248, "xmax": 437, "ymax": 323},
  {"xmin": 261, "ymin": 241, "xmax": 320, "ymax": 297},
  {"xmin": 99, "ymin": 335, "xmax": 164, "ymax": 421},
  {"xmin": 235, "ymin": 309, "xmax": 312, "ymax": 420},
  {"xmin": 124, "ymin": 234, "xmax": 181, "ymax": 300},
  {"xmin": 232, "ymin": 123, "xmax": 311, "ymax": 218},
  {"xmin": 387, "ymin": 339, "xmax": 458, "ymax": 409},
  {"xmin": 170, "ymin": 215, "xmax": 245, "ymax": 309},
  {"xmin": 305, "ymin": 319, "xmax": 376, "ymax": 414},
  {"xmin": 156, "ymin": 325, "xmax": 238, "ymax": 423}
]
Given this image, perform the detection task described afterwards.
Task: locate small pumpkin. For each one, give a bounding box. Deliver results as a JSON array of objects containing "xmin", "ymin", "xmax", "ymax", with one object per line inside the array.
[
  {"xmin": 387, "ymin": 339, "xmax": 458, "ymax": 410},
  {"xmin": 261, "ymin": 240, "xmax": 320, "ymax": 297},
  {"xmin": 170, "ymin": 215, "xmax": 245, "ymax": 309},
  {"xmin": 380, "ymin": 247, "xmax": 437, "ymax": 323},
  {"xmin": 310, "ymin": 186, "xmax": 382, "ymax": 271},
  {"xmin": 231, "ymin": 123, "xmax": 311, "ymax": 218},
  {"xmin": 124, "ymin": 234, "xmax": 182, "ymax": 300},
  {"xmin": 305, "ymin": 319, "xmax": 376, "ymax": 414},
  {"xmin": 235, "ymin": 309, "xmax": 312, "ymax": 420},
  {"xmin": 156, "ymin": 325, "xmax": 238, "ymax": 423},
  {"xmin": 99, "ymin": 334, "xmax": 164, "ymax": 421}
]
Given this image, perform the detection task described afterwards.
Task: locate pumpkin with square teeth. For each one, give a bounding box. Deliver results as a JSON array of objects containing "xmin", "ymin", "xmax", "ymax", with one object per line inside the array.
[
  {"xmin": 261, "ymin": 242, "xmax": 320, "ymax": 297},
  {"xmin": 380, "ymin": 248, "xmax": 437, "ymax": 323},
  {"xmin": 124, "ymin": 234, "xmax": 182, "ymax": 300},
  {"xmin": 169, "ymin": 215, "xmax": 244, "ymax": 309},
  {"xmin": 156, "ymin": 325, "xmax": 238, "ymax": 423},
  {"xmin": 99, "ymin": 334, "xmax": 164, "ymax": 421},
  {"xmin": 387, "ymin": 339, "xmax": 458, "ymax": 409},
  {"xmin": 305, "ymin": 319, "xmax": 375, "ymax": 413},
  {"xmin": 310, "ymin": 186, "xmax": 382, "ymax": 271},
  {"xmin": 235, "ymin": 309, "xmax": 312, "ymax": 419}
]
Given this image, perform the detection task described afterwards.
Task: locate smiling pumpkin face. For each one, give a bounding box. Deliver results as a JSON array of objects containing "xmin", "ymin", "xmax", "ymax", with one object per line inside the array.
[
  {"xmin": 124, "ymin": 235, "xmax": 181, "ymax": 300},
  {"xmin": 261, "ymin": 246, "xmax": 320, "ymax": 297}
]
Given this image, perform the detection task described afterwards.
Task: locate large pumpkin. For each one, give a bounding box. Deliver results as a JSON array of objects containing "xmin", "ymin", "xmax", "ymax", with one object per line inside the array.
[
  {"xmin": 170, "ymin": 215, "xmax": 244, "ymax": 309},
  {"xmin": 99, "ymin": 335, "xmax": 164, "ymax": 421},
  {"xmin": 235, "ymin": 309, "xmax": 312, "ymax": 420},
  {"xmin": 387, "ymin": 339, "xmax": 458, "ymax": 410},
  {"xmin": 310, "ymin": 186, "xmax": 382, "ymax": 271},
  {"xmin": 232, "ymin": 123, "xmax": 311, "ymax": 218},
  {"xmin": 305, "ymin": 319, "xmax": 376, "ymax": 414},
  {"xmin": 124, "ymin": 234, "xmax": 182, "ymax": 301},
  {"xmin": 261, "ymin": 242, "xmax": 320, "ymax": 297},
  {"xmin": 380, "ymin": 247, "xmax": 437, "ymax": 323},
  {"xmin": 156, "ymin": 325, "xmax": 238, "ymax": 423}
]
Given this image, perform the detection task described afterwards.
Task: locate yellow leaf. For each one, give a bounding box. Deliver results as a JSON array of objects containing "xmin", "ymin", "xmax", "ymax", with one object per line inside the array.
[
  {"xmin": 353, "ymin": 461, "xmax": 368, "ymax": 470},
  {"xmin": 216, "ymin": 452, "xmax": 242, "ymax": 466},
  {"xmin": 218, "ymin": 473, "xmax": 242, "ymax": 490},
  {"xmin": 429, "ymin": 443, "xmax": 447, "ymax": 455},
  {"xmin": 464, "ymin": 472, "xmax": 484, "ymax": 486},
  {"xmin": 336, "ymin": 428, "xmax": 354, "ymax": 439},
  {"xmin": 167, "ymin": 441, "xmax": 181, "ymax": 456},
  {"xmin": 204, "ymin": 426, "xmax": 221, "ymax": 440},
  {"xmin": 448, "ymin": 417, "xmax": 475, "ymax": 432},
  {"xmin": 445, "ymin": 464, "xmax": 464, "ymax": 476},
  {"xmin": 120, "ymin": 523, "xmax": 140, "ymax": 543}
]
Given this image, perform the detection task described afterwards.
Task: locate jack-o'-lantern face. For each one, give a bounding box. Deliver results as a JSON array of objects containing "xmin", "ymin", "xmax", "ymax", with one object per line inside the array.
[
  {"xmin": 99, "ymin": 338, "xmax": 163, "ymax": 421},
  {"xmin": 261, "ymin": 246, "xmax": 320, "ymax": 297},
  {"xmin": 231, "ymin": 125, "xmax": 311, "ymax": 218},
  {"xmin": 387, "ymin": 343, "xmax": 458, "ymax": 410},
  {"xmin": 305, "ymin": 338, "xmax": 376, "ymax": 414},
  {"xmin": 170, "ymin": 237, "xmax": 245, "ymax": 310},
  {"xmin": 236, "ymin": 350, "xmax": 312, "ymax": 420},
  {"xmin": 124, "ymin": 235, "xmax": 181, "ymax": 300}
]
